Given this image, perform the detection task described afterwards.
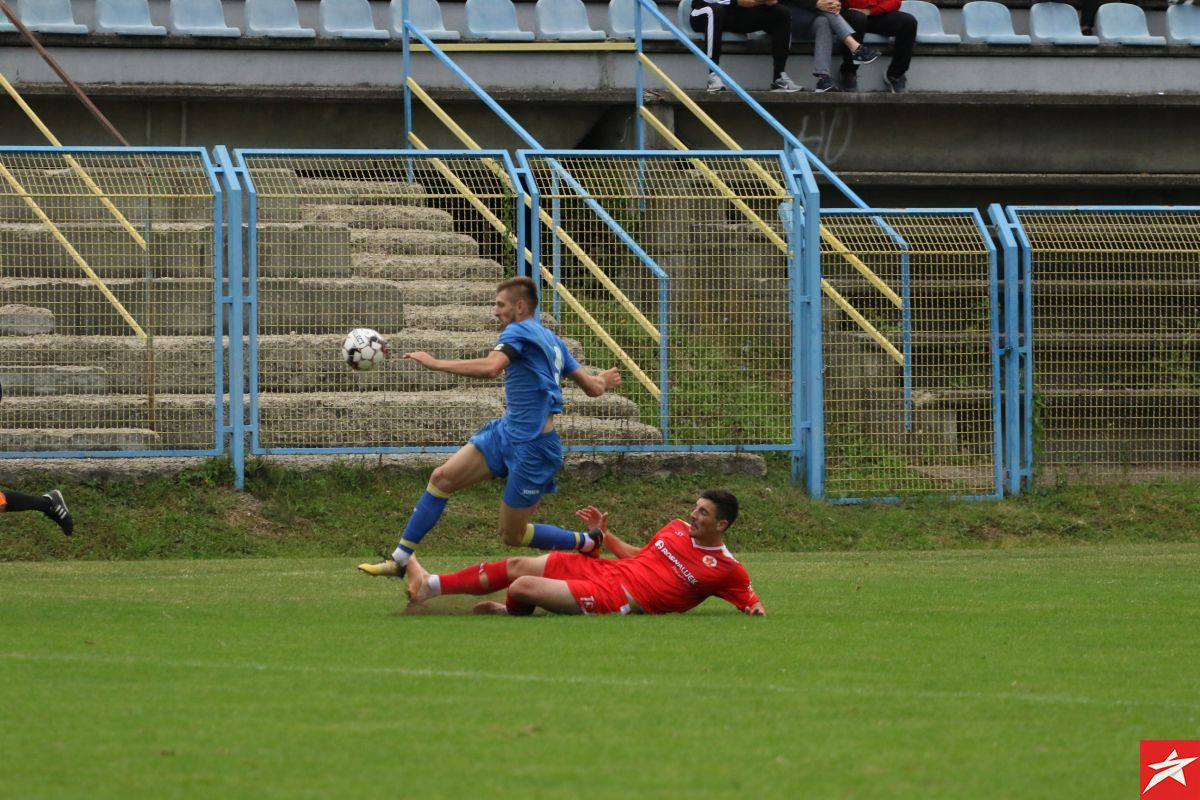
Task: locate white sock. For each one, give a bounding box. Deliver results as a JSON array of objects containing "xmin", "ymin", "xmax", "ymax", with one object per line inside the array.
[
  {"xmin": 391, "ymin": 547, "xmax": 411, "ymax": 565},
  {"xmin": 426, "ymin": 575, "xmax": 442, "ymax": 597}
]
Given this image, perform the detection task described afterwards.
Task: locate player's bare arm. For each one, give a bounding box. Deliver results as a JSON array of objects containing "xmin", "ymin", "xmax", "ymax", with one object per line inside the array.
[
  {"xmin": 566, "ymin": 366, "xmax": 621, "ymax": 397},
  {"xmin": 575, "ymin": 505, "xmax": 640, "ymax": 558},
  {"xmin": 404, "ymin": 348, "xmax": 511, "ymax": 379}
]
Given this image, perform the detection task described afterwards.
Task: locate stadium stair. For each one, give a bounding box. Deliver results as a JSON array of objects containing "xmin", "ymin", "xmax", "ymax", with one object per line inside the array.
[{"xmin": 0, "ymin": 171, "xmax": 675, "ymax": 462}]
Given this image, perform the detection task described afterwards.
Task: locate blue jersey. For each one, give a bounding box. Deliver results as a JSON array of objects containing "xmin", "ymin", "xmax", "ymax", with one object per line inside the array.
[{"xmin": 495, "ymin": 319, "xmax": 580, "ymax": 442}]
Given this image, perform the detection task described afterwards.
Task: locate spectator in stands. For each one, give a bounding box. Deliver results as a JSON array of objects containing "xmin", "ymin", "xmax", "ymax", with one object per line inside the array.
[
  {"xmin": 786, "ymin": 0, "xmax": 880, "ymax": 92},
  {"xmin": 689, "ymin": 0, "xmax": 803, "ymax": 92},
  {"xmin": 838, "ymin": 0, "xmax": 917, "ymax": 93}
]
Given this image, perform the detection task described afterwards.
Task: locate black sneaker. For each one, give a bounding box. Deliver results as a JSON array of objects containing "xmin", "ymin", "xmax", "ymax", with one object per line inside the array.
[
  {"xmin": 852, "ymin": 45, "xmax": 880, "ymax": 65},
  {"xmin": 884, "ymin": 73, "xmax": 908, "ymax": 94},
  {"xmin": 815, "ymin": 74, "xmax": 840, "ymax": 93},
  {"xmin": 581, "ymin": 527, "xmax": 605, "ymax": 558},
  {"xmin": 839, "ymin": 71, "xmax": 858, "ymax": 92},
  {"xmin": 43, "ymin": 490, "xmax": 73, "ymax": 536}
]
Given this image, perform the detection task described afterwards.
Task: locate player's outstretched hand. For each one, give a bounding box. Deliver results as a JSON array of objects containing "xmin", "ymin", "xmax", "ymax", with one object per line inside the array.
[
  {"xmin": 404, "ymin": 351, "xmax": 436, "ymax": 369},
  {"xmin": 745, "ymin": 602, "xmax": 767, "ymax": 617},
  {"xmin": 575, "ymin": 505, "xmax": 608, "ymax": 533}
]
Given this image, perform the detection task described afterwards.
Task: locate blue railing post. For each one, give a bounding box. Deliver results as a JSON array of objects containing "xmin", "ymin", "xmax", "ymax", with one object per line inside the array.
[
  {"xmin": 1008, "ymin": 207, "xmax": 1036, "ymax": 492},
  {"xmin": 213, "ymin": 146, "xmax": 246, "ymax": 489},
  {"xmin": 989, "ymin": 203, "xmax": 1022, "ymax": 495},
  {"xmin": 402, "ymin": 0, "xmax": 414, "ymax": 183},
  {"xmin": 788, "ymin": 150, "xmax": 823, "ymax": 495}
]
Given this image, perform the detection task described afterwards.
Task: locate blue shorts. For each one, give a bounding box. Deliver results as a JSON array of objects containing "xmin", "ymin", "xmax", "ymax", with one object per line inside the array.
[{"xmin": 468, "ymin": 418, "xmax": 563, "ymax": 509}]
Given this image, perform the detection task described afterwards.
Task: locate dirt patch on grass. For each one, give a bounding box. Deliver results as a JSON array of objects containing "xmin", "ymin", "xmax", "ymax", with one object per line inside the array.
[{"xmin": 223, "ymin": 492, "xmax": 291, "ymax": 539}]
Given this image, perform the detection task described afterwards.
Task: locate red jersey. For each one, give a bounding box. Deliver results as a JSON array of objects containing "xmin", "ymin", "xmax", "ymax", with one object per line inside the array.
[{"xmin": 605, "ymin": 520, "xmax": 760, "ymax": 614}]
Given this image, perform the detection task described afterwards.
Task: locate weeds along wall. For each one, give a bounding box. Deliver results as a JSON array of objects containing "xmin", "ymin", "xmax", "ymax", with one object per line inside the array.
[{"xmin": 1, "ymin": 146, "xmax": 1198, "ymax": 499}]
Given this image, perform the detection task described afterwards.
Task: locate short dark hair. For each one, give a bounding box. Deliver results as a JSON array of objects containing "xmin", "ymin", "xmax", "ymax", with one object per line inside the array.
[
  {"xmin": 700, "ymin": 489, "xmax": 739, "ymax": 527},
  {"xmin": 497, "ymin": 276, "xmax": 538, "ymax": 311}
]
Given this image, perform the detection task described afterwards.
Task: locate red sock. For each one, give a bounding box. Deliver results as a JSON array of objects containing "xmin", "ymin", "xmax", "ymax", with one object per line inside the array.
[
  {"xmin": 505, "ymin": 591, "xmax": 535, "ymax": 616},
  {"xmin": 438, "ymin": 560, "xmax": 510, "ymax": 595}
]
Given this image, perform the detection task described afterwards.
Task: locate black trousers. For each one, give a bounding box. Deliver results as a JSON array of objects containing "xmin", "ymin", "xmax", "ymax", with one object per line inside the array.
[
  {"xmin": 690, "ymin": 1, "xmax": 793, "ymax": 76},
  {"xmin": 839, "ymin": 9, "xmax": 917, "ymax": 79}
]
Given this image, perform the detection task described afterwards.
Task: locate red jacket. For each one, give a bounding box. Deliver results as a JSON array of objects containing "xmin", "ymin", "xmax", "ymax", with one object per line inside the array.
[{"xmin": 846, "ymin": 0, "xmax": 902, "ymax": 13}]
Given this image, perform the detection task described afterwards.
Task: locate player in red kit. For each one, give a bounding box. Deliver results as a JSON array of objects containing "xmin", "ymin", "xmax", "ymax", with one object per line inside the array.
[{"xmin": 404, "ymin": 490, "xmax": 765, "ymax": 617}]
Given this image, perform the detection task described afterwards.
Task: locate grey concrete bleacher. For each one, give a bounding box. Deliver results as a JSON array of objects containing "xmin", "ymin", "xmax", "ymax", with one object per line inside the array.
[{"xmin": 0, "ymin": 169, "xmax": 664, "ymax": 455}]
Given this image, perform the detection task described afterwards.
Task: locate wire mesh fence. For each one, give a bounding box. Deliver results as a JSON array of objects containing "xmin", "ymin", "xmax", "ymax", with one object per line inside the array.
[
  {"xmin": 238, "ymin": 151, "xmax": 521, "ymax": 451},
  {"xmin": 521, "ymin": 152, "xmax": 798, "ymax": 450},
  {"xmin": 819, "ymin": 211, "xmax": 999, "ymax": 500},
  {"xmin": 1012, "ymin": 208, "xmax": 1200, "ymax": 481},
  {"xmin": 0, "ymin": 149, "xmax": 220, "ymax": 454}
]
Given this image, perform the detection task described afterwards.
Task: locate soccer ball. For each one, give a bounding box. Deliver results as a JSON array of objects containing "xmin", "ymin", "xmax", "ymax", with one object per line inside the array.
[{"xmin": 342, "ymin": 328, "xmax": 388, "ymax": 371}]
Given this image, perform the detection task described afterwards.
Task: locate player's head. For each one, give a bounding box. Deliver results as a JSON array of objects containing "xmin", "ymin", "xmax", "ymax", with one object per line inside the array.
[
  {"xmin": 691, "ymin": 489, "xmax": 739, "ymax": 539},
  {"xmin": 495, "ymin": 277, "xmax": 538, "ymax": 326}
]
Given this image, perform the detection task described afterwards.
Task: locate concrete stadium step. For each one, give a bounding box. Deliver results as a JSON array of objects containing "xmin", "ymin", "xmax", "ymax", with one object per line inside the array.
[
  {"xmin": 255, "ymin": 390, "xmax": 660, "ymax": 449},
  {"xmin": 1036, "ymin": 389, "xmax": 1200, "ymax": 463},
  {"xmin": 254, "ymin": 279, "xmax": 495, "ymax": 333},
  {"xmin": 256, "ymin": 223, "xmax": 350, "ymax": 276},
  {"xmin": 399, "ymin": 304, "xmax": 560, "ymax": 332},
  {"xmin": 1031, "ymin": 280, "xmax": 1200, "ymax": 330},
  {"xmin": 0, "ymin": 304, "xmax": 54, "ymax": 335},
  {"xmin": 1032, "ymin": 333, "xmax": 1200, "ymax": 391},
  {"xmin": 0, "ymin": 427, "xmax": 161, "ymax": 452},
  {"xmin": 351, "ymin": 253, "xmax": 504, "ymax": 281},
  {"xmin": 257, "ymin": 278, "xmax": 407, "ymax": 334},
  {"xmin": 350, "ymin": 228, "xmax": 480, "ymax": 257},
  {"xmin": 294, "ymin": 177, "xmax": 429, "ymax": 203},
  {"xmin": 0, "ymin": 336, "xmax": 216, "ymax": 393},
  {"xmin": 0, "ymin": 168, "xmax": 213, "ymax": 225},
  {"xmin": 0, "ymin": 222, "xmax": 212, "ymax": 273},
  {"xmin": 0, "ymin": 365, "xmax": 110, "ymax": 395},
  {"xmin": 0, "ymin": 394, "xmax": 215, "ymax": 449},
  {"xmin": 302, "ymin": 204, "xmax": 455, "ymax": 231},
  {"xmin": 256, "ymin": 329, "xmax": 586, "ymax": 393},
  {"xmin": 0, "ymin": 279, "xmax": 214, "ymax": 336},
  {"xmin": 0, "ymin": 331, "xmax": 596, "ymax": 395}
]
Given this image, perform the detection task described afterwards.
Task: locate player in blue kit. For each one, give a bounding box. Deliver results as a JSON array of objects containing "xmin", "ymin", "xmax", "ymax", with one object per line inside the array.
[{"xmin": 359, "ymin": 276, "xmax": 622, "ymax": 579}]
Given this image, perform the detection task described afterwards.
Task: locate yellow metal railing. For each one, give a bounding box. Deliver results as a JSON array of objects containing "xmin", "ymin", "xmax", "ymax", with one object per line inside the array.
[
  {"xmin": 0, "ymin": 71, "xmax": 146, "ymax": 251},
  {"xmin": 638, "ymin": 53, "xmax": 905, "ymax": 365},
  {"xmin": 0, "ymin": 161, "xmax": 147, "ymax": 340},
  {"xmin": 406, "ymin": 79, "xmax": 662, "ymax": 399}
]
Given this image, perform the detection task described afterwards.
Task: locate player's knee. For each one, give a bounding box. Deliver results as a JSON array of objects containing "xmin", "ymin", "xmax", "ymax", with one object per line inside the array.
[
  {"xmin": 505, "ymin": 556, "xmax": 532, "ymax": 576},
  {"xmin": 508, "ymin": 576, "xmax": 538, "ymax": 603},
  {"xmin": 499, "ymin": 526, "xmax": 526, "ymax": 548},
  {"xmin": 428, "ymin": 466, "xmax": 454, "ymax": 494}
]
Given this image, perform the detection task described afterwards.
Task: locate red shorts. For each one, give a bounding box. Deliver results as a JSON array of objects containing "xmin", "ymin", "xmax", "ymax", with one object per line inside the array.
[{"xmin": 544, "ymin": 552, "xmax": 633, "ymax": 616}]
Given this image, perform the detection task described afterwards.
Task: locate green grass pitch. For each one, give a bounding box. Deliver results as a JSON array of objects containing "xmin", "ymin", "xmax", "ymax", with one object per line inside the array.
[{"xmin": 2, "ymin": 545, "xmax": 1198, "ymax": 799}]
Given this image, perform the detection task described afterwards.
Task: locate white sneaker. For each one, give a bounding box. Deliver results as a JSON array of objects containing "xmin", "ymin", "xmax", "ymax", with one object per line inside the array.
[
  {"xmin": 769, "ymin": 73, "xmax": 802, "ymax": 93},
  {"xmin": 706, "ymin": 73, "xmax": 727, "ymax": 93}
]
